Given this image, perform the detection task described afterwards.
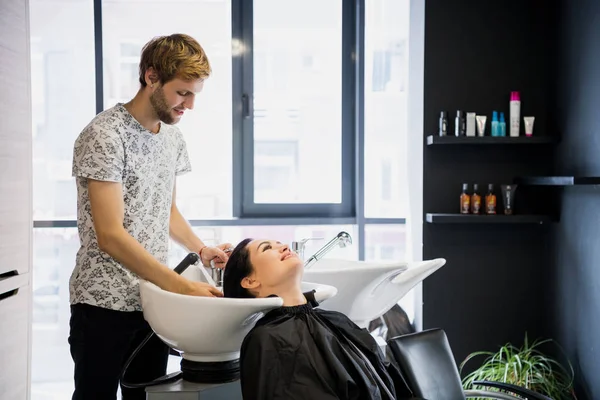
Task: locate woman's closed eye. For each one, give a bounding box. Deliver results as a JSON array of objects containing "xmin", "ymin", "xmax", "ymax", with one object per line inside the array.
[
  {"xmin": 257, "ymin": 241, "xmax": 272, "ymax": 252},
  {"xmin": 257, "ymin": 240, "xmax": 283, "ymax": 252}
]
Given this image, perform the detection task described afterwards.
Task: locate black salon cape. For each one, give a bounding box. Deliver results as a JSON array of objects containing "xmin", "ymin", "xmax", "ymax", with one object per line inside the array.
[{"xmin": 239, "ymin": 293, "xmax": 414, "ymax": 400}]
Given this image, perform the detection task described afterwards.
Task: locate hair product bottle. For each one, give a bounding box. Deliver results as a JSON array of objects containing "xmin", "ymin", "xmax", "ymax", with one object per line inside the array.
[
  {"xmin": 510, "ymin": 91, "xmax": 521, "ymax": 137},
  {"xmin": 439, "ymin": 111, "xmax": 448, "ymax": 136},
  {"xmin": 471, "ymin": 184, "xmax": 481, "ymax": 214},
  {"xmin": 499, "ymin": 112, "xmax": 506, "ymax": 137},
  {"xmin": 491, "ymin": 111, "xmax": 499, "ymax": 136},
  {"xmin": 460, "ymin": 183, "xmax": 470, "ymax": 214},
  {"xmin": 455, "ymin": 111, "xmax": 466, "ymax": 136},
  {"xmin": 485, "ymin": 184, "xmax": 497, "ymax": 215}
]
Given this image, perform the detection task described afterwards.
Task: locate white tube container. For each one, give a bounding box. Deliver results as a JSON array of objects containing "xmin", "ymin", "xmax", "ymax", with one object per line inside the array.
[{"xmin": 510, "ymin": 91, "xmax": 521, "ymax": 137}]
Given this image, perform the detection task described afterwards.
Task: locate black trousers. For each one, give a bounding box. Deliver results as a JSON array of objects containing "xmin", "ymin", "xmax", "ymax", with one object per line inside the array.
[{"xmin": 68, "ymin": 303, "xmax": 170, "ymax": 400}]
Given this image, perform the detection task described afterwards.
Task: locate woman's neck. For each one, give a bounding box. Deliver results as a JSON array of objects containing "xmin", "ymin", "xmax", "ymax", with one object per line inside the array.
[{"xmin": 276, "ymin": 286, "xmax": 307, "ymax": 307}]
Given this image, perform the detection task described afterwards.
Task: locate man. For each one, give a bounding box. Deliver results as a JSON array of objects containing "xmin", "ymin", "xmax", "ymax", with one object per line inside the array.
[{"xmin": 69, "ymin": 33, "xmax": 230, "ymax": 399}]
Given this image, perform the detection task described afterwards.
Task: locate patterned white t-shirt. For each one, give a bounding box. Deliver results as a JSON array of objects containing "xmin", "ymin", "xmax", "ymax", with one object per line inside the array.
[{"xmin": 70, "ymin": 103, "xmax": 192, "ymax": 311}]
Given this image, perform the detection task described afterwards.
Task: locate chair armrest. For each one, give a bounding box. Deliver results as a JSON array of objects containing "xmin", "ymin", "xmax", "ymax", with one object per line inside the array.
[
  {"xmin": 472, "ymin": 380, "xmax": 553, "ymax": 400},
  {"xmin": 465, "ymin": 389, "xmax": 525, "ymax": 400}
]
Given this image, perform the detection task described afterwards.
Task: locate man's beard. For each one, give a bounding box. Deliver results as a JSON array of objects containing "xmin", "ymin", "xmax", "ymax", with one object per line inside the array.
[{"xmin": 150, "ymin": 86, "xmax": 176, "ymax": 125}]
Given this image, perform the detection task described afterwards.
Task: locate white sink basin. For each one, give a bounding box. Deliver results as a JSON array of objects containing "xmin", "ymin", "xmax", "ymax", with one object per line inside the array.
[
  {"xmin": 302, "ymin": 258, "xmax": 446, "ymax": 328},
  {"xmin": 140, "ymin": 265, "xmax": 337, "ymax": 363}
]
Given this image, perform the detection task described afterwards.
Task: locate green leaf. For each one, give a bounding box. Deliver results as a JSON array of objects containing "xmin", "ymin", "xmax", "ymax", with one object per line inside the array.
[{"xmin": 460, "ymin": 333, "xmax": 576, "ymax": 400}]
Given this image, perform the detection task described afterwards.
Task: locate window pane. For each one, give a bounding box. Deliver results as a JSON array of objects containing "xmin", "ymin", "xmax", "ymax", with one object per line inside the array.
[
  {"xmin": 253, "ymin": 0, "xmax": 343, "ymax": 204},
  {"xmin": 364, "ymin": 224, "xmax": 406, "ymax": 262},
  {"xmin": 30, "ymin": 0, "xmax": 96, "ymax": 221},
  {"xmin": 168, "ymin": 224, "xmax": 358, "ymax": 265},
  {"xmin": 364, "ymin": 224, "xmax": 415, "ymax": 323},
  {"xmin": 31, "ymin": 228, "xmax": 183, "ymax": 399},
  {"xmin": 31, "ymin": 228, "xmax": 79, "ymax": 396},
  {"xmin": 364, "ymin": 0, "xmax": 410, "ymax": 218},
  {"xmin": 102, "ymin": 0, "xmax": 233, "ymax": 218}
]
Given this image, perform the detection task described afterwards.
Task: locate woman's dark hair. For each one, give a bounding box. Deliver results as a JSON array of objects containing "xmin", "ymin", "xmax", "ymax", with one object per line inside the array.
[{"xmin": 222, "ymin": 238, "xmax": 255, "ymax": 298}]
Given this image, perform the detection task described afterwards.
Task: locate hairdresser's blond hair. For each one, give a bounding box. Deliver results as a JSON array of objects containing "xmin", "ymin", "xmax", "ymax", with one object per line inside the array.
[{"xmin": 138, "ymin": 33, "xmax": 211, "ymax": 87}]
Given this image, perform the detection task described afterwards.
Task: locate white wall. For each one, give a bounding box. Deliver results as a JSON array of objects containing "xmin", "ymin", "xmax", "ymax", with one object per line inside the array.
[{"xmin": 0, "ymin": 0, "xmax": 33, "ymax": 398}]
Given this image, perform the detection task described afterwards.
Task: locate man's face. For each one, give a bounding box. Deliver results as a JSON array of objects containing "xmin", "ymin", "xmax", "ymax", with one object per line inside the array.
[{"xmin": 149, "ymin": 77, "xmax": 204, "ymax": 125}]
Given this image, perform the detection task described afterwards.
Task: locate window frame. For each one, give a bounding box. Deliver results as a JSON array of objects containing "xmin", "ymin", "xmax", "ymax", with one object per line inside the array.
[
  {"xmin": 232, "ymin": 0, "xmax": 356, "ymax": 219},
  {"xmin": 34, "ymin": 0, "xmax": 407, "ymax": 262}
]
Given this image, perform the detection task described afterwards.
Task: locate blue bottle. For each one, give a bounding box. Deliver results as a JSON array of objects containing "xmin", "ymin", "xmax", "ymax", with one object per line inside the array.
[
  {"xmin": 491, "ymin": 111, "xmax": 499, "ymax": 137},
  {"xmin": 499, "ymin": 112, "xmax": 507, "ymax": 137}
]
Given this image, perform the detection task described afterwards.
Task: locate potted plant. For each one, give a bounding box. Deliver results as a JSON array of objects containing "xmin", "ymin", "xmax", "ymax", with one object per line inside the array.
[{"xmin": 460, "ymin": 334, "xmax": 576, "ymax": 399}]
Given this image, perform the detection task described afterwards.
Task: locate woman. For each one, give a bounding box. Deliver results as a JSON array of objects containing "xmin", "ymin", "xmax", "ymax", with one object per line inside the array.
[{"xmin": 222, "ymin": 238, "xmax": 415, "ymax": 400}]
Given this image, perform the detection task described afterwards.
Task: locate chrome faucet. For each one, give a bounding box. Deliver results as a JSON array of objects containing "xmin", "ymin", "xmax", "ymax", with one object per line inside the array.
[
  {"xmin": 208, "ymin": 246, "xmax": 234, "ymax": 287},
  {"xmin": 302, "ymin": 231, "xmax": 352, "ymax": 269},
  {"xmin": 291, "ymin": 237, "xmax": 323, "ymax": 260}
]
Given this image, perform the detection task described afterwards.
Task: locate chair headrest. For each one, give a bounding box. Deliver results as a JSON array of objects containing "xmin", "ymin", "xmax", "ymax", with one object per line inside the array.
[{"xmin": 387, "ymin": 328, "xmax": 466, "ymax": 400}]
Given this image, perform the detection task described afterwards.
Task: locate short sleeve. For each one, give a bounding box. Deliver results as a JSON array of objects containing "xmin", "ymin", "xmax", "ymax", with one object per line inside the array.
[
  {"xmin": 175, "ymin": 133, "xmax": 192, "ymax": 176},
  {"xmin": 72, "ymin": 126, "xmax": 124, "ymax": 183}
]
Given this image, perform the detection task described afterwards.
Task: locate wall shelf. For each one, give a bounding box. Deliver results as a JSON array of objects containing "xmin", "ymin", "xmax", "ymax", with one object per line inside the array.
[
  {"xmin": 426, "ymin": 213, "xmax": 554, "ymax": 224},
  {"xmin": 426, "ymin": 135, "xmax": 556, "ymax": 146},
  {"xmin": 515, "ymin": 176, "xmax": 600, "ymax": 186}
]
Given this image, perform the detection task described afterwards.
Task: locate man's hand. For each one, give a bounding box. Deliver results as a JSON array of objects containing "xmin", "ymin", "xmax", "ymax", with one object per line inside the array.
[
  {"xmin": 216, "ymin": 242, "xmax": 234, "ymax": 252},
  {"xmin": 200, "ymin": 243, "xmax": 233, "ymax": 269},
  {"xmin": 181, "ymin": 280, "xmax": 223, "ymax": 297}
]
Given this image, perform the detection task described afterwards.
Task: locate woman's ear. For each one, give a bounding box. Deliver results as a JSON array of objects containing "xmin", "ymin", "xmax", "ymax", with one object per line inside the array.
[{"xmin": 241, "ymin": 276, "xmax": 260, "ymax": 290}]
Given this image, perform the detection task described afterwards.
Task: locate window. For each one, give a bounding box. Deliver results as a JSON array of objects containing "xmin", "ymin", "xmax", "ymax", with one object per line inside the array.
[
  {"xmin": 102, "ymin": 0, "xmax": 234, "ymax": 219},
  {"xmin": 29, "ymin": 1, "xmax": 413, "ymax": 397},
  {"xmin": 30, "ymin": 224, "xmax": 357, "ymax": 398},
  {"xmin": 364, "ymin": 224, "xmax": 415, "ymax": 322},
  {"xmin": 29, "ymin": 0, "xmax": 95, "ymax": 392},
  {"xmin": 364, "ymin": 224, "xmax": 406, "ymax": 262},
  {"xmin": 117, "ymin": 41, "xmax": 142, "ymax": 98},
  {"xmin": 254, "ymin": 140, "xmax": 299, "ymax": 198},
  {"xmin": 241, "ymin": 0, "xmax": 354, "ymax": 217},
  {"xmin": 31, "ymin": 229, "xmax": 80, "ymax": 392},
  {"xmin": 168, "ymin": 224, "xmax": 358, "ymax": 266},
  {"xmin": 364, "ymin": 0, "xmax": 410, "ymax": 218},
  {"xmin": 372, "ymin": 50, "xmax": 391, "ymax": 92},
  {"xmin": 30, "ymin": 0, "xmax": 96, "ymax": 222},
  {"xmin": 381, "ymin": 159, "xmax": 393, "ymax": 201}
]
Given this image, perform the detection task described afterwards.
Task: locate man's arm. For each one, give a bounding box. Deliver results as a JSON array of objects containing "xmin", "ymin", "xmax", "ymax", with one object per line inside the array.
[{"xmin": 89, "ymin": 179, "xmax": 195, "ymax": 295}]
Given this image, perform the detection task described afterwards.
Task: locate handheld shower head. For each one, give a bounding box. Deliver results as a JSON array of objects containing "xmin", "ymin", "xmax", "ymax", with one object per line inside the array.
[
  {"xmin": 304, "ymin": 231, "xmax": 353, "ymax": 269},
  {"xmin": 336, "ymin": 231, "xmax": 352, "ymax": 248}
]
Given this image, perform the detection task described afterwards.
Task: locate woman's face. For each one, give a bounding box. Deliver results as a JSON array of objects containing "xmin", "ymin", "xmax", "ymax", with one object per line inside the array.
[{"xmin": 241, "ymin": 239, "xmax": 303, "ymax": 297}]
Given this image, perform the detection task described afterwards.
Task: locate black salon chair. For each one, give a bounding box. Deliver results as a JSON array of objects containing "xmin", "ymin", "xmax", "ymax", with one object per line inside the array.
[{"xmin": 387, "ymin": 328, "xmax": 552, "ymax": 400}]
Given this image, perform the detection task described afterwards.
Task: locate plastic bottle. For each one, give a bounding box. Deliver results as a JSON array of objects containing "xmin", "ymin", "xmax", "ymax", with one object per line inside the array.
[
  {"xmin": 499, "ymin": 112, "xmax": 506, "ymax": 137},
  {"xmin": 510, "ymin": 91, "xmax": 520, "ymax": 137},
  {"xmin": 491, "ymin": 111, "xmax": 499, "ymax": 137},
  {"xmin": 455, "ymin": 110, "xmax": 465, "ymax": 136},
  {"xmin": 439, "ymin": 111, "xmax": 447, "ymax": 136}
]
